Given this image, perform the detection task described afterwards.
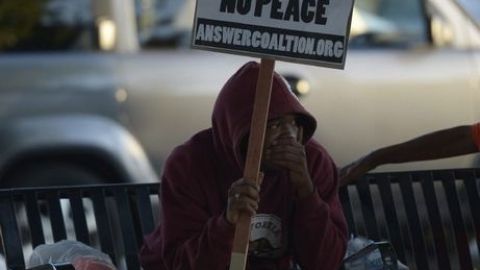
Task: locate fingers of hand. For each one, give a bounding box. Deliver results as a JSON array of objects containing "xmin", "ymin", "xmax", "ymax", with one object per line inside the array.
[
  {"xmin": 229, "ymin": 196, "xmax": 259, "ymax": 215},
  {"xmin": 264, "ymin": 148, "xmax": 306, "ymax": 173},
  {"xmin": 265, "ymin": 146, "xmax": 304, "ymax": 159},
  {"xmin": 231, "ymin": 178, "xmax": 260, "ymax": 189},
  {"xmin": 339, "ymin": 164, "xmax": 362, "ymax": 186},
  {"xmin": 227, "ymin": 179, "xmax": 261, "ymax": 220},
  {"xmin": 229, "ymin": 181, "xmax": 260, "ymax": 201},
  {"xmin": 265, "ymin": 135, "xmax": 304, "ymax": 153}
]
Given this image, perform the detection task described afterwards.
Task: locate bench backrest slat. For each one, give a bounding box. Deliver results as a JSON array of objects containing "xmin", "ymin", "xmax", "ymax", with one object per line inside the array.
[
  {"xmin": 113, "ymin": 188, "xmax": 141, "ymax": 270},
  {"xmin": 25, "ymin": 191, "xmax": 46, "ymax": 247},
  {"xmin": 461, "ymin": 170, "xmax": 480, "ymax": 258},
  {"xmin": 68, "ymin": 190, "xmax": 90, "ymax": 245},
  {"xmin": 90, "ymin": 188, "xmax": 116, "ymax": 262},
  {"xmin": 357, "ymin": 177, "xmax": 380, "ymax": 240},
  {"xmin": 44, "ymin": 191, "xmax": 67, "ymax": 242},
  {"xmin": 415, "ymin": 171, "xmax": 451, "ymax": 270},
  {"xmin": 134, "ymin": 186, "xmax": 155, "ymax": 237},
  {"xmin": 398, "ymin": 174, "xmax": 429, "ymax": 270},
  {"xmin": 376, "ymin": 175, "xmax": 406, "ymax": 264},
  {"xmin": 437, "ymin": 172, "xmax": 473, "ymax": 270},
  {"xmin": 0, "ymin": 193, "xmax": 25, "ymax": 270}
]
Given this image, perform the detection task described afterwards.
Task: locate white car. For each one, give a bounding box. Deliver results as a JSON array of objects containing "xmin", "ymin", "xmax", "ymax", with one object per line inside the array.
[{"xmin": 0, "ymin": 0, "xmax": 479, "ymax": 188}]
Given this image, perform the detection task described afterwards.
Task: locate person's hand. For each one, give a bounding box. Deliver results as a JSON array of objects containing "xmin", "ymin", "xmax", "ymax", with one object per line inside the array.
[
  {"xmin": 226, "ymin": 176, "xmax": 262, "ymax": 224},
  {"xmin": 263, "ymin": 132, "xmax": 313, "ymax": 199},
  {"xmin": 339, "ymin": 156, "xmax": 374, "ymax": 186}
]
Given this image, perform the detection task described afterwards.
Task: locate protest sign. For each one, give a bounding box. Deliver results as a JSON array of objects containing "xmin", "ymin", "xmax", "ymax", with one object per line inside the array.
[{"xmin": 192, "ymin": 0, "xmax": 354, "ymax": 69}]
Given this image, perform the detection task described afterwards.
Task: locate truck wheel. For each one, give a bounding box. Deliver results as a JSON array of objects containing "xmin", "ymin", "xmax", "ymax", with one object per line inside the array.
[{"xmin": 4, "ymin": 161, "xmax": 102, "ymax": 188}]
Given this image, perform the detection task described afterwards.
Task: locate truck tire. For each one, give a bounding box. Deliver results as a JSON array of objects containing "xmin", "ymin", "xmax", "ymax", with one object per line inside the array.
[{"xmin": 4, "ymin": 161, "xmax": 102, "ymax": 188}]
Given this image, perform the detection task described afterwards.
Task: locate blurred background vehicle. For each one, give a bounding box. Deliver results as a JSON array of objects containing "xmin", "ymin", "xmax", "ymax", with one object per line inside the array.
[{"xmin": 0, "ymin": 0, "xmax": 479, "ymax": 188}]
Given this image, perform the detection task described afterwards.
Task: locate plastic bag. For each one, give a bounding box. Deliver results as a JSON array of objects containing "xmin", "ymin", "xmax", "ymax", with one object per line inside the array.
[
  {"xmin": 344, "ymin": 236, "xmax": 409, "ymax": 270},
  {"xmin": 27, "ymin": 240, "xmax": 116, "ymax": 270},
  {"xmin": 0, "ymin": 253, "xmax": 6, "ymax": 270}
]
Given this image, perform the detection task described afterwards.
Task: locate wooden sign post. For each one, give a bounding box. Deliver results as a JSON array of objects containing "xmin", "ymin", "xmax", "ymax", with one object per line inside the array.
[
  {"xmin": 229, "ymin": 58, "xmax": 275, "ymax": 270},
  {"xmin": 191, "ymin": 0, "xmax": 354, "ymax": 269}
]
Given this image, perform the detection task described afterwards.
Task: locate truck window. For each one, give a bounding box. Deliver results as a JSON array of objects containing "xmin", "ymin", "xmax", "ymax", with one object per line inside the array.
[
  {"xmin": 349, "ymin": 0, "xmax": 428, "ymax": 48},
  {"xmin": 0, "ymin": 0, "xmax": 95, "ymax": 53},
  {"xmin": 455, "ymin": 0, "xmax": 480, "ymax": 24},
  {"xmin": 136, "ymin": 0, "xmax": 192, "ymax": 49},
  {"xmin": 137, "ymin": 0, "xmax": 428, "ymax": 50}
]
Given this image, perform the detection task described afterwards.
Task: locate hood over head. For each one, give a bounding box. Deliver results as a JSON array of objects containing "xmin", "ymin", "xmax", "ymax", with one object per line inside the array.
[{"xmin": 212, "ymin": 61, "xmax": 317, "ymax": 170}]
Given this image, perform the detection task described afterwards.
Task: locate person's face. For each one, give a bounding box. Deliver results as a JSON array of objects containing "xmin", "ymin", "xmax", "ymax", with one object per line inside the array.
[{"xmin": 262, "ymin": 114, "xmax": 302, "ymax": 169}]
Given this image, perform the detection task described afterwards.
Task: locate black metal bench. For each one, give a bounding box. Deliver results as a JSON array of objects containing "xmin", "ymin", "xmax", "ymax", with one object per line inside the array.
[
  {"xmin": 0, "ymin": 183, "xmax": 160, "ymax": 270},
  {"xmin": 340, "ymin": 168, "xmax": 480, "ymax": 270},
  {"xmin": 1, "ymin": 168, "xmax": 478, "ymax": 269}
]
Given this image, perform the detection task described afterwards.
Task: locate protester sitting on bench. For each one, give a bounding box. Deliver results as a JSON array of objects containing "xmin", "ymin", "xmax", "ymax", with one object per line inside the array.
[
  {"xmin": 340, "ymin": 123, "xmax": 480, "ymax": 186},
  {"xmin": 139, "ymin": 61, "xmax": 348, "ymax": 270}
]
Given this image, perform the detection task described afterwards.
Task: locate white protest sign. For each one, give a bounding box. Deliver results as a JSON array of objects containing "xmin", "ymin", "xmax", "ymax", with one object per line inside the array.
[{"xmin": 192, "ymin": 0, "xmax": 354, "ymax": 69}]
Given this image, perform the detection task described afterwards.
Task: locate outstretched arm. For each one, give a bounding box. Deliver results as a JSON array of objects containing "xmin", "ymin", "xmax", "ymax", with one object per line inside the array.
[{"xmin": 340, "ymin": 124, "xmax": 479, "ymax": 186}]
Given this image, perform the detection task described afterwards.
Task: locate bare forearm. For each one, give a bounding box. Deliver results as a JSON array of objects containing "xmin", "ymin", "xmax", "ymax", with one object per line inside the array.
[{"xmin": 369, "ymin": 125, "xmax": 478, "ymax": 168}]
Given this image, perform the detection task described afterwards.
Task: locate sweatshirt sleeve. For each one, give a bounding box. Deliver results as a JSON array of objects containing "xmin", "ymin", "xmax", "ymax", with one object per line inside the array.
[
  {"xmin": 292, "ymin": 146, "xmax": 348, "ymax": 270},
  {"xmin": 140, "ymin": 148, "xmax": 235, "ymax": 270}
]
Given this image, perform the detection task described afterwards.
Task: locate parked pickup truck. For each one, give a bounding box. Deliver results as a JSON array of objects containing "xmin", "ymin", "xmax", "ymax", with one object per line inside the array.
[{"xmin": 0, "ymin": 0, "xmax": 479, "ymax": 187}]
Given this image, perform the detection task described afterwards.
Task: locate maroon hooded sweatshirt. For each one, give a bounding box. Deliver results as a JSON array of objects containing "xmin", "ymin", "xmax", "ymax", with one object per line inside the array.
[{"xmin": 140, "ymin": 61, "xmax": 347, "ymax": 270}]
